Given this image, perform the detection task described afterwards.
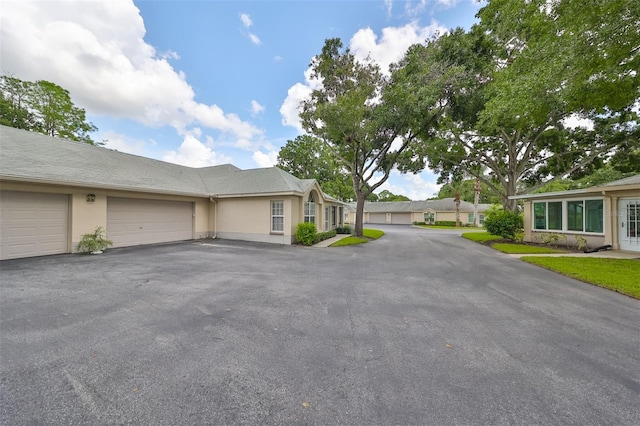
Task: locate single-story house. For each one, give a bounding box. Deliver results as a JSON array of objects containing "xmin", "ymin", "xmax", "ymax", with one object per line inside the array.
[
  {"xmin": 0, "ymin": 126, "xmax": 346, "ymax": 260},
  {"xmin": 510, "ymin": 175, "xmax": 640, "ymax": 252},
  {"xmin": 348, "ymin": 199, "xmax": 491, "ymax": 226}
]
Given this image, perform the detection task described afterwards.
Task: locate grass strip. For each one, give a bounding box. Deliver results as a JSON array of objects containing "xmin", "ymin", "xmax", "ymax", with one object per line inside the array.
[
  {"xmin": 363, "ymin": 228, "xmax": 384, "ymax": 239},
  {"xmin": 521, "ymin": 257, "xmax": 640, "ymax": 299},
  {"xmin": 330, "ymin": 236, "xmax": 368, "ymax": 247},
  {"xmin": 461, "ymin": 232, "xmax": 503, "ymax": 243},
  {"xmin": 492, "ymin": 243, "xmax": 567, "ymax": 254}
]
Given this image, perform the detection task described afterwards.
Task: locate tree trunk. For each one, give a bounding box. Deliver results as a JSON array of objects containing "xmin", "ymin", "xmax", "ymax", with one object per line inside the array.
[
  {"xmin": 454, "ymin": 191, "xmax": 461, "ymax": 227},
  {"xmin": 354, "ymin": 189, "xmax": 365, "ymax": 237},
  {"xmin": 473, "ymin": 178, "xmax": 480, "ymax": 227}
]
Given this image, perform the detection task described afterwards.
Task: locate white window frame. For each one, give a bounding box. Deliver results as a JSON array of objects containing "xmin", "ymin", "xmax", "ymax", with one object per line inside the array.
[
  {"xmin": 532, "ymin": 197, "xmax": 604, "ymax": 235},
  {"xmin": 271, "ymin": 200, "xmax": 284, "ymax": 233}
]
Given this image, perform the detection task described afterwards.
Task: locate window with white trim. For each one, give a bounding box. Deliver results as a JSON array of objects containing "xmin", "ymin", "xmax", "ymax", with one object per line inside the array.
[
  {"xmin": 424, "ymin": 212, "xmax": 435, "ymax": 224},
  {"xmin": 533, "ymin": 199, "xmax": 603, "ymax": 233},
  {"xmin": 304, "ymin": 192, "xmax": 316, "ymax": 224},
  {"xmin": 468, "ymin": 213, "xmax": 485, "ymax": 225},
  {"xmin": 271, "ymin": 200, "xmax": 284, "ymax": 233}
]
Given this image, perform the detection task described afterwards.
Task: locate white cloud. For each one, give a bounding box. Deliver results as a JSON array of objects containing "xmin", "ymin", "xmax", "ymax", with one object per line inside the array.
[
  {"xmin": 163, "ymin": 132, "xmax": 232, "ymax": 167},
  {"xmin": 280, "ymin": 21, "xmax": 447, "ymax": 131},
  {"xmin": 100, "ymin": 130, "xmax": 155, "ymax": 157},
  {"xmin": 240, "ymin": 13, "xmax": 253, "ymax": 28},
  {"xmin": 349, "ymin": 21, "xmax": 447, "ymax": 74},
  {"xmin": 248, "ymin": 33, "xmax": 262, "ymax": 46},
  {"xmin": 251, "ymin": 100, "xmax": 265, "ymax": 116},
  {"xmin": 0, "ymin": 0, "xmax": 262, "ymax": 145},
  {"xmin": 384, "ymin": 0, "xmax": 394, "ymax": 16},
  {"xmin": 252, "ymin": 150, "xmax": 278, "ymax": 168}
]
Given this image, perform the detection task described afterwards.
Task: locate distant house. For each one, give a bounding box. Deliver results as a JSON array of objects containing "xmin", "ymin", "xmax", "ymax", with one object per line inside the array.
[
  {"xmin": 0, "ymin": 126, "xmax": 346, "ymax": 260},
  {"xmin": 510, "ymin": 175, "xmax": 640, "ymax": 252},
  {"xmin": 347, "ymin": 199, "xmax": 491, "ymax": 226}
]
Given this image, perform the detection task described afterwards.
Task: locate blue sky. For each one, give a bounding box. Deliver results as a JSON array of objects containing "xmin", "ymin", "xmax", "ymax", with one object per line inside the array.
[{"xmin": 1, "ymin": 0, "xmax": 482, "ymax": 199}]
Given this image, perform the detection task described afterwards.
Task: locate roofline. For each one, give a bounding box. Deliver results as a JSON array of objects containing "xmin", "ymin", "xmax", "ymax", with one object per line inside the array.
[
  {"xmin": 509, "ymin": 182, "xmax": 640, "ymax": 200},
  {"xmin": 0, "ymin": 175, "xmax": 208, "ymax": 198}
]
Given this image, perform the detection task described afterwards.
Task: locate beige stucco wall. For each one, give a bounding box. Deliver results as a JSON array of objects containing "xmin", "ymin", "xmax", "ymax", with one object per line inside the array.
[
  {"xmin": 0, "ymin": 181, "xmax": 209, "ymax": 252},
  {"xmin": 522, "ymin": 188, "xmax": 640, "ymax": 250}
]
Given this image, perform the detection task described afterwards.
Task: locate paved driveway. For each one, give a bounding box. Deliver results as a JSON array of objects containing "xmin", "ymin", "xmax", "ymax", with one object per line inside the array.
[{"xmin": 1, "ymin": 225, "xmax": 639, "ymax": 425}]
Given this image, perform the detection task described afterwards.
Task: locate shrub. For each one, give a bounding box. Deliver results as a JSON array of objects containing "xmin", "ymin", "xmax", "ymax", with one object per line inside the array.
[
  {"xmin": 336, "ymin": 225, "xmax": 352, "ymax": 234},
  {"xmin": 77, "ymin": 226, "xmax": 113, "ymax": 254},
  {"xmin": 296, "ymin": 222, "xmax": 317, "ymax": 246},
  {"xmin": 538, "ymin": 232, "xmax": 567, "ymax": 247},
  {"xmin": 413, "ymin": 221, "xmax": 426, "ymax": 225},
  {"xmin": 483, "ymin": 207, "xmax": 523, "ymax": 240},
  {"xmin": 434, "ymin": 221, "xmax": 457, "ymax": 227},
  {"xmin": 575, "ymin": 235, "xmax": 588, "ymax": 252},
  {"xmin": 314, "ymin": 230, "xmax": 337, "ymax": 244}
]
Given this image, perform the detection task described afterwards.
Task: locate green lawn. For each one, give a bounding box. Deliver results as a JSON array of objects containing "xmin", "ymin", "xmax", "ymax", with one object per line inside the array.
[
  {"xmin": 521, "ymin": 257, "xmax": 640, "ymax": 299},
  {"xmin": 461, "ymin": 232, "xmax": 503, "ymax": 243},
  {"xmin": 330, "ymin": 228, "xmax": 383, "ymax": 247},
  {"xmin": 363, "ymin": 228, "xmax": 384, "ymax": 239},
  {"xmin": 329, "ymin": 236, "xmax": 368, "ymax": 247},
  {"xmin": 491, "ymin": 243, "xmax": 567, "ymax": 254}
]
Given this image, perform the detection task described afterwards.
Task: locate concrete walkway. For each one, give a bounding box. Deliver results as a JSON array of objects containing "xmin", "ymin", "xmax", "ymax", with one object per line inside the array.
[{"xmin": 312, "ymin": 233, "xmax": 351, "ymax": 247}]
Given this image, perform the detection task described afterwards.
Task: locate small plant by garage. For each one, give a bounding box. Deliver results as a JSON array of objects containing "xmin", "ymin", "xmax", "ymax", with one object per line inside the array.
[{"xmin": 77, "ymin": 226, "xmax": 113, "ymax": 254}]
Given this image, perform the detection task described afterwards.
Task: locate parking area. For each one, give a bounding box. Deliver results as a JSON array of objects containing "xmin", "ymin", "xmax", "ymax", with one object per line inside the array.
[{"xmin": 1, "ymin": 226, "xmax": 639, "ymax": 425}]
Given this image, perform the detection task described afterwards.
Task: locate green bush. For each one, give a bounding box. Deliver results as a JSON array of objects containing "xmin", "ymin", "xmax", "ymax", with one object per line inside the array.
[
  {"xmin": 76, "ymin": 226, "xmax": 113, "ymax": 254},
  {"xmin": 314, "ymin": 230, "xmax": 337, "ymax": 244},
  {"xmin": 413, "ymin": 221, "xmax": 426, "ymax": 225},
  {"xmin": 483, "ymin": 207, "xmax": 523, "ymax": 240},
  {"xmin": 336, "ymin": 225, "xmax": 352, "ymax": 234},
  {"xmin": 296, "ymin": 222, "xmax": 317, "ymax": 246},
  {"xmin": 434, "ymin": 221, "xmax": 457, "ymax": 227}
]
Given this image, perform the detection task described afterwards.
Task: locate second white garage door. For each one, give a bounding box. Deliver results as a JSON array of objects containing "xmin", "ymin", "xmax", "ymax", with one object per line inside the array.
[
  {"xmin": 107, "ymin": 198, "xmax": 193, "ymax": 248},
  {"xmin": 368, "ymin": 213, "xmax": 387, "ymax": 224}
]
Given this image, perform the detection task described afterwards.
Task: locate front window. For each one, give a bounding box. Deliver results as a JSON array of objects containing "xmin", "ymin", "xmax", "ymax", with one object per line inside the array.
[
  {"xmin": 271, "ymin": 200, "xmax": 284, "ymax": 232},
  {"xmin": 424, "ymin": 212, "xmax": 435, "ymax": 224},
  {"xmin": 533, "ymin": 199, "xmax": 603, "ymax": 233},
  {"xmin": 304, "ymin": 193, "xmax": 316, "ymax": 224}
]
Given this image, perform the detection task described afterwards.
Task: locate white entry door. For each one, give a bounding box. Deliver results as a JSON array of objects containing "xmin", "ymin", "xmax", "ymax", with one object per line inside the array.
[{"xmin": 619, "ymin": 199, "xmax": 640, "ymax": 252}]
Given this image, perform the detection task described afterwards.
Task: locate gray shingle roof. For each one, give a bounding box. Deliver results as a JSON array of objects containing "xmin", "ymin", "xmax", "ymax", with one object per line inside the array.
[
  {"xmin": 601, "ymin": 174, "xmax": 640, "ymax": 187},
  {"xmin": 0, "ymin": 126, "xmax": 317, "ymax": 197},
  {"xmin": 363, "ymin": 198, "xmax": 490, "ymax": 213}
]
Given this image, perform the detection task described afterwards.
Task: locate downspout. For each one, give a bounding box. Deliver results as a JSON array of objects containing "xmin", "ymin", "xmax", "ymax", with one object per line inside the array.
[{"xmin": 209, "ymin": 196, "xmax": 217, "ymax": 239}]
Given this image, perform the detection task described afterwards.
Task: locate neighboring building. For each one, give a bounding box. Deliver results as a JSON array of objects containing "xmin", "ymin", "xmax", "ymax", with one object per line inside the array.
[
  {"xmin": 347, "ymin": 199, "xmax": 491, "ymax": 226},
  {"xmin": 0, "ymin": 126, "xmax": 346, "ymax": 260},
  {"xmin": 510, "ymin": 175, "xmax": 640, "ymax": 252}
]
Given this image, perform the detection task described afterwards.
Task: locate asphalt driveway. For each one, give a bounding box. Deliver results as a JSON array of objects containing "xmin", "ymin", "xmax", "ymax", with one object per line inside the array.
[{"xmin": 1, "ymin": 225, "xmax": 639, "ymax": 425}]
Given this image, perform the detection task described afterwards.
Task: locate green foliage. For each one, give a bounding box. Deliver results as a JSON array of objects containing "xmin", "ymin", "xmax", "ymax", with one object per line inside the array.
[
  {"xmin": 1, "ymin": 75, "xmax": 98, "ymax": 144},
  {"xmin": 533, "ymin": 232, "xmax": 568, "ymax": 248},
  {"xmin": 76, "ymin": 226, "xmax": 113, "ymax": 254},
  {"xmin": 335, "ymin": 225, "xmax": 352, "ymax": 234},
  {"xmin": 482, "ymin": 207, "xmax": 523, "ymax": 240},
  {"xmin": 462, "ymin": 232, "xmax": 502, "ymax": 243},
  {"xmin": 295, "ymin": 222, "xmax": 317, "ymax": 246},
  {"xmin": 575, "ymin": 235, "xmax": 588, "ymax": 252},
  {"xmin": 277, "ymin": 135, "xmax": 354, "ymax": 201},
  {"xmin": 437, "ymin": 179, "xmax": 502, "ymax": 204},
  {"xmin": 362, "ymin": 228, "xmax": 384, "ymax": 239},
  {"xmin": 521, "ymin": 257, "xmax": 640, "ymax": 299},
  {"xmin": 434, "ymin": 221, "xmax": 457, "ymax": 227},
  {"xmin": 314, "ymin": 230, "xmax": 337, "ymax": 244},
  {"xmin": 376, "ymin": 190, "xmax": 411, "ymax": 202}
]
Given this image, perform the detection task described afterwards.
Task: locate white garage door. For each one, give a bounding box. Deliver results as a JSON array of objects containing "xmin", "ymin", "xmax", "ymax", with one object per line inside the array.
[
  {"xmin": 368, "ymin": 213, "xmax": 387, "ymax": 224},
  {"xmin": 0, "ymin": 191, "xmax": 69, "ymax": 260},
  {"xmin": 391, "ymin": 213, "xmax": 412, "ymax": 224},
  {"xmin": 107, "ymin": 198, "xmax": 193, "ymax": 248}
]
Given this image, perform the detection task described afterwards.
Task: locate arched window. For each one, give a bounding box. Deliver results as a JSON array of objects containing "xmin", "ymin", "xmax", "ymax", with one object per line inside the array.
[{"xmin": 304, "ymin": 192, "xmax": 316, "ymax": 224}]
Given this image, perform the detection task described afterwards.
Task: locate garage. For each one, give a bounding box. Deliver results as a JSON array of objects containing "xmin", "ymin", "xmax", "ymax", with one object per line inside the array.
[
  {"xmin": 107, "ymin": 198, "xmax": 193, "ymax": 248},
  {"xmin": 391, "ymin": 213, "xmax": 412, "ymax": 225},
  {"xmin": 368, "ymin": 213, "xmax": 387, "ymax": 224},
  {"xmin": 0, "ymin": 191, "xmax": 69, "ymax": 260}
]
